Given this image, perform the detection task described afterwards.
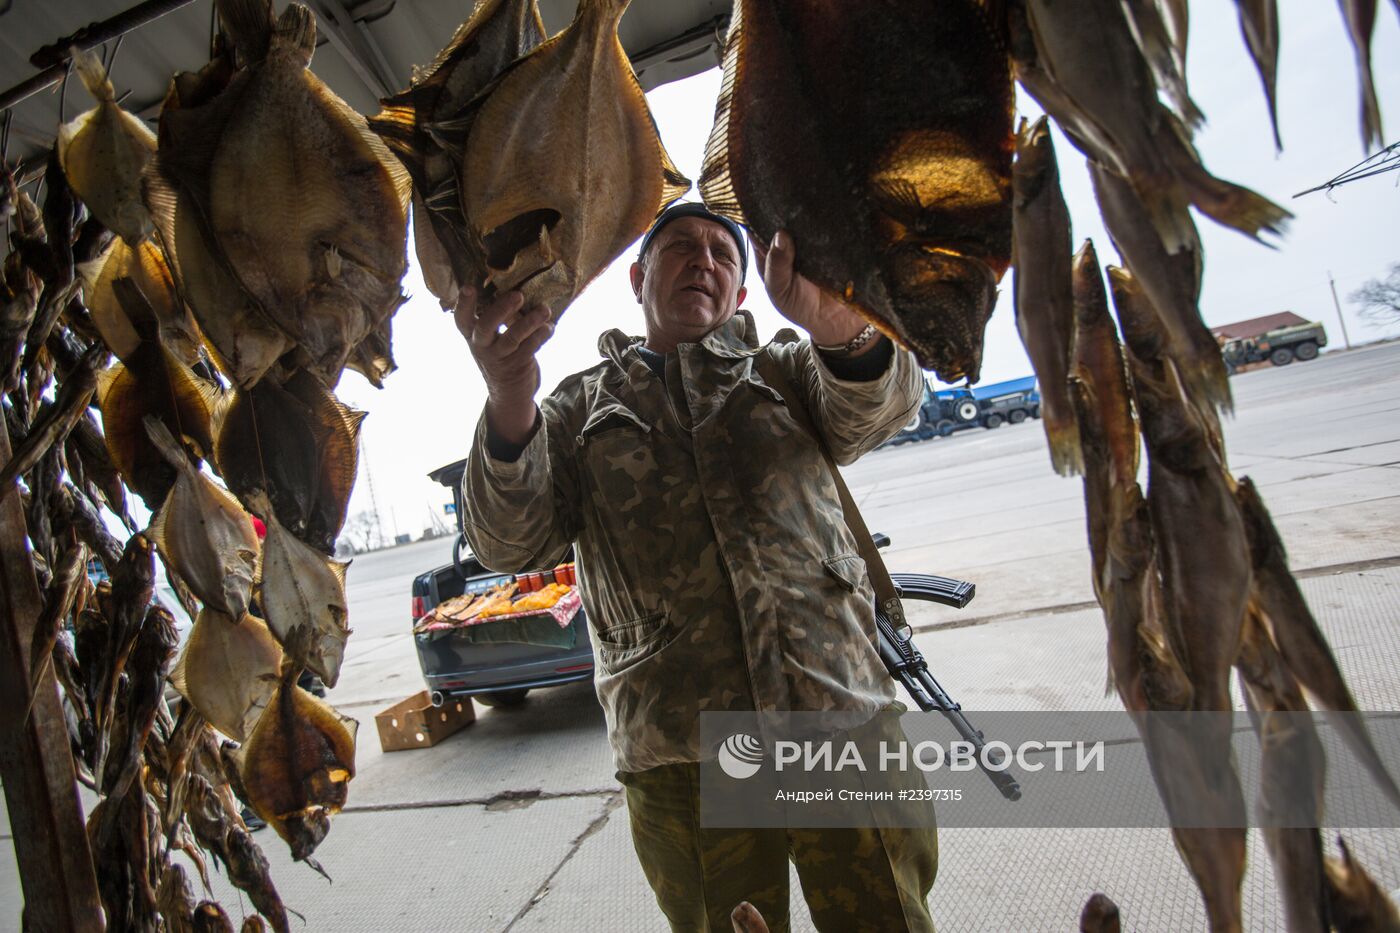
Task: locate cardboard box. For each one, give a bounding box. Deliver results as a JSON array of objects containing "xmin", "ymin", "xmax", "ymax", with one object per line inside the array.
[{"xmin": 375, "ymin": 690, "xmax": 475, "ymax": 752}]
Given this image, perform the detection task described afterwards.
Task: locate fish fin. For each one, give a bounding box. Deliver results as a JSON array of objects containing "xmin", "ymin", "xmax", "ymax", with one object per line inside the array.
[
  {"xmin": 217, "ymin": 0, "xmax": 274, "ymax": 66},
  {"xmin": 243, "ymin": 488, "xmax": 274, "ymax": 521},
  {"xmin": 871, "ymin": 179, "xmax": 927, "ymax": 227},
  {"xmin": 72, "ymin": 49, "xmax": 115, "ymax": 103},
  {"xmin": 328, "ymin": 559, "xmax": 350, "ymax": 586},
  {"xmin": 1162, "ymin": 121, "xmax": 1291, "ymax": 244},
  {"xmin": 698, "ymin": 0, "xmax": 747, "ymax": 224}
]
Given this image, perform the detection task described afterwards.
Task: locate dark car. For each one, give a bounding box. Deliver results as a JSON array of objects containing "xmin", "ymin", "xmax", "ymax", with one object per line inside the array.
[{"xmin": 410, "ymin": 459, "xmax": 594, "ymax": 708}]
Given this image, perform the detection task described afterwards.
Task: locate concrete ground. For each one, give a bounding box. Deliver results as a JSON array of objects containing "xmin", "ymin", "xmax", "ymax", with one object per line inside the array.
[{"xmin": 3, "ymin": 341, "xmax": 1398, "ymax": 931}]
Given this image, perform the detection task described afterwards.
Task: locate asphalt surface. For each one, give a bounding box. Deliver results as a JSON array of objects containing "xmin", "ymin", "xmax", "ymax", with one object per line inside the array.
[{"xmin": 3, "ymin": 341, "xmax": 1399, "ymax": 931}]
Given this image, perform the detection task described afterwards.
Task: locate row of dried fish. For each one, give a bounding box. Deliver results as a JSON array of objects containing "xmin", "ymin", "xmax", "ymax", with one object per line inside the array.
[{"xmin": 1008, "ymin": 107, "xmax": 1400, "ymax": 927}]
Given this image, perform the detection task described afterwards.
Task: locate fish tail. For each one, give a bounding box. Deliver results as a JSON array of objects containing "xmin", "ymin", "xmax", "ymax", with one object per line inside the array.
[
  {"xmin": 72, "ymin": 49, "xmax": 114, "ymax": 103},
  {"xmin": 216, "ymin": 0, "xmax": 274, "ymax": 64},
  {"xmin": 1164, "ymin": 135, "xmax": 1292, "ymax": 243},
  {"xmin": 1042, "ymin": 413, "xmax": 1083, "ymax": 477},
  {"xmin": 271, "ymin": 3, "xmax": 317, "ymax": 63}
]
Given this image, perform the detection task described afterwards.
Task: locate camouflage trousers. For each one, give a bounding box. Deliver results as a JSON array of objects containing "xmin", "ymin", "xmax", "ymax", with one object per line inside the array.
[{"xmin": 617, "ymin": 714, "xmax": 938, "ymax": 932}]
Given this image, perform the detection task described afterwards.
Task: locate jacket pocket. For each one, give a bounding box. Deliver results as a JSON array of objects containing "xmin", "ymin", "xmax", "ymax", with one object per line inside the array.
[
  {"xmin": 594, "ymin": 611, "xmax": 672, "ymax": 674},
  {"xmin": 821, "ymin": 554, "xmax": 867, "ymax": 594},
  {"xmin": 577, "ymin": 403, "xmax": 650, "ymax": 445}
]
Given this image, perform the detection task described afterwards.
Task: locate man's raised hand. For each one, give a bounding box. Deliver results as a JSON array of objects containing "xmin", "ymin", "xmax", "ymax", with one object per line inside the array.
[
  {"xmin": 455, "ymin": 285, "xmax": 554, "ymax": 446},
  {"xmin": 753, "ymin": 230, "xmax": 870, "ymax": 349}
]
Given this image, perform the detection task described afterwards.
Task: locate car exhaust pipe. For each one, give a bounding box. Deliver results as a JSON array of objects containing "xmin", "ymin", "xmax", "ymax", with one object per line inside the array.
[{"xmin": 430, "ymin": 690, "xmax": 446, "ymax": 708}]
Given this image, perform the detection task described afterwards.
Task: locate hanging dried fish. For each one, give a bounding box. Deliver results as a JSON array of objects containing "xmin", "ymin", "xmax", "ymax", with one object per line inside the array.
[
  {"xmin": 192, "ymin": 902, "xmax": 236, "ymax": 933},
  {"xmin": 169, "ymin": 609, "xmax": 282, "ymax": 743},
  {"xmin": 236, "ymin": 642, "xmax": 357, "ymax": 862},
  {"xmin": 1336, "ymin": 0, "xmax": 1385, "ymax": 149},
  {"xmin": 150, "ymin": 0, "xmax": 410, "ymax": 388},
  {"xmin": 226, "ymin": 827, "xmax": 292, "ymax": 933},
  {"xmin": 0, "ymin": 343, "xmax": 102, "ymax": 501},
  {"xmin": 67, "ymin": 411, "xmax": 133, "ymax": 527},
  {"xmin": 700, "ymin": 0, "xmax": 1012, "ymax": 381},
  {"xmin": 250, "ymin": 489, "xmax": 350, "ymax": 686},
  {"xmin": 370, "ymin": 0, "xmax": 548, "ymax": 306},
  {"xmin": 216, "ymin": 368, "xmax": 362, "ymax": 555},
  {"xmin": 464, "ymin": 0, "xmax": 689, "ymax": 319},
  {"xmin": 100, "ymin": 604, "xmax": 179, "ymax": 843},
  {"xmin": 1324, "ymin": 836, "xmax": 1400, "ymax": 930},
  {"xmin": 1122, "ymin": 0, "xmax": 1203, "ymax": 133},
  {"xmin": 145, "ymin": 417, "xmax": 258, "ymax": 619},
  {"xmin": 95, "ymin": 284, "xmax": 219, "ymax": 510},
  {"xmin": 1088, "ymin": 159, "xmax": 1229, "ymax": 412},
  {"xmin": 1233, "ymin": 0, "xmax": 1282, "ymax": 150},
  {"xmin": 1234, "ymin": 478, "xmax": 1400, "ymax": 809},
  {"xmin": 24, "ymin": 539, "xmax": 89, "ymax": 721},
  {"xmin": 56, "ymin": 50, "xmax": 158, "ymax": 244},
  {"xmin": 1107, "ymin": 264, "xmax": 1251, "ymax": 933},
  {"xmin": 1234, "ymin": 608, "xmax": 1329, "ymax": 933},
  {"xmin": 157, "ymin": 863, "xmax": 199, "ymax": 933},
  {"xmin": 1012, "ymin": 0, "xmax": 1289, "ymax": 254},
  {"xmin": 84, "ymin": 238, "xmax": 202, "ymax": 366},
  {"xmin": 1012, "ymin": 117, "xmax": 1079, "ymax": 475}
]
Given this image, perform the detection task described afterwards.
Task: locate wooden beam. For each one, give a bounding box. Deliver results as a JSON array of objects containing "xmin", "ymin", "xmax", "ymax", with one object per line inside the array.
[{"xmin": 0, "ymin": 416, "xmax": 104, "ymax": 930}]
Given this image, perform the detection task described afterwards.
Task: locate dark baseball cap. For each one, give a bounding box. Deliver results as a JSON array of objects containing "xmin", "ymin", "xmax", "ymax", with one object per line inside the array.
[{"xmin": 637, "ymin": 202, "xmax": 748, "ymax": 283}]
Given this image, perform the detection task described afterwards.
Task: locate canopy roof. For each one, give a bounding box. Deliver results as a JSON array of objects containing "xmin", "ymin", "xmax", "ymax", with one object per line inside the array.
[{"xmin": 1, "ymin": 0, "xmax": 730, "ymax": 171}]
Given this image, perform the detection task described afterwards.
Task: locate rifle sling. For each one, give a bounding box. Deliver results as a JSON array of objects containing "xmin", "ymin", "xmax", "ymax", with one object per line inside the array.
[{"xmin": 752, "ymin": 350, "xmax": 907, "ymax": 631}]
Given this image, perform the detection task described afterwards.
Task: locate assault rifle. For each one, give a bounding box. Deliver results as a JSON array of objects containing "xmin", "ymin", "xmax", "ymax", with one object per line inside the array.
[{"xmin": 872, "ymin": 534, "xmax": 1022, "ymax": 801}]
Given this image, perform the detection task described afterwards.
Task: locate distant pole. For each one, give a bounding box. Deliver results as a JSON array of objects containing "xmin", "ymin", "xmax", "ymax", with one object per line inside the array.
[
  {"xmin": 1328, "ymin": 272, "xmax": 1354, "ymax": 350},
  {"xmin": 360, "ymin": 436, "xmax": 384, "ymax": 549}
]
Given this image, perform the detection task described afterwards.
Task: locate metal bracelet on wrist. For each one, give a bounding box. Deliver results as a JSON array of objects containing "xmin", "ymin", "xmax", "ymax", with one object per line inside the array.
[{"xmin": 816, "ymin": 322, "xmax": 878, "ymax": 357}]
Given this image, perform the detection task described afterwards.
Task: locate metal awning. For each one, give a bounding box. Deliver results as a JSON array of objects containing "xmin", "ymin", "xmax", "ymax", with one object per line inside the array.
[{"xmin": 0, "ymin": 0, "xmax": 730, "ymax": 171}]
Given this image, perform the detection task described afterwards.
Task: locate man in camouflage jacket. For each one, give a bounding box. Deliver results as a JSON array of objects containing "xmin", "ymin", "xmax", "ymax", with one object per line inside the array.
[{"xmin": 456, "ymin": 204, "xmax": 935, "ymax": 931}]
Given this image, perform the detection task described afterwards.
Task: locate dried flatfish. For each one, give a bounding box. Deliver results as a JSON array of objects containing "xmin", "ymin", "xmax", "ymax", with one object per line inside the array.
[
  {"xmin": 1012, "ymin": 118, "xmax": 1078, "ymax": 475},
  {"xmin": 57, "ymin": 50, "xmax": 157, "ymax": 244},
  {"xmin": 170, "ymin": 609, "xmax": 282, "ymax": 743},
  {"xmin": 249, "ymin": 490, "xmax": 350, "ymax": 686},
  {"xmin": 176, "ymin": 0, "xmax": 409, "ymax": 386},
  {"xmin": 701, "ymin": 0, "xmax": 1013, "ymax": 381},
  {"xmin": 464, "ymin": 0, "xmax": 689, "ymax": 318},
  {"xmin": 0, "ymin": 344, "xmax": 100, "ymax": 501},
  {"xmin": 146, "ymin": 418, "xmax": 259, "ymax": 619},
  {"xmin": 157, "ymin": 863, "xmax": 198, "ymax": 933},
  {"xmin": 370, "ymin": 0, "xmax": 548, "ymax": 306},
  {"xmin": 96, "ymin": 332, "xmax": 218, "ymax": 511},
  {"xmin": 236, "ymin": 651, "xmax": 357, "ymax": 861},
  {"xmin": 216, "ymin": 369, "xmax": 362, "ymax": 555},
  {"xmin": 85, "ymin": 238, "xmax": 202, "ymax": 366}
]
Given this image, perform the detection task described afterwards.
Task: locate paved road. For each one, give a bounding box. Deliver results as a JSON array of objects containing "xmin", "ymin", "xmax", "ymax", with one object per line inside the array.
[{"xmin": 4, "ymin": 341, "xmax": 1397, "ymax": 931}]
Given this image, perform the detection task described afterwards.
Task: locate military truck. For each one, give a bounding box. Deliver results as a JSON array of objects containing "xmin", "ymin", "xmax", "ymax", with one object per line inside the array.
[{"xmin": 1221, "ymin": 320, "xmax": 1328, "ymax": 373}]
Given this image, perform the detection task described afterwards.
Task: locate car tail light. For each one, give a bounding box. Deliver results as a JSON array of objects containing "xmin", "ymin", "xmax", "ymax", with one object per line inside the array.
[
  {"xmin": 411, "ymin": 595, "xmax": 427, "ymax": 621},
  {"xmin": 555, "ymin": 662, "xmax": 593, "ymax": 674}
]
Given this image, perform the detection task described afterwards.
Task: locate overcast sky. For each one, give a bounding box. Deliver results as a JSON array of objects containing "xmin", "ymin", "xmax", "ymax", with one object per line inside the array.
[{"xmin": 333, "ymin": 3, "xmax": 1400, "ymax": 545}]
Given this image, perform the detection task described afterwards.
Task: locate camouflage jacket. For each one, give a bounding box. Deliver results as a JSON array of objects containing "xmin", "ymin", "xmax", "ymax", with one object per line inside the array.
[{"xmin": 463, "ymin": 311, "xmax": 923, "ymax": 772}]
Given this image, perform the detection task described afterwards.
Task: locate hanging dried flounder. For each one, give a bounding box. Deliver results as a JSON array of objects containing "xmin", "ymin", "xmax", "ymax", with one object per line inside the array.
[
  {"xmin": 57, "ymin": 50, "xmax": 158, "ymax": 244},
  {"xmin": 169, "ymin": 609, "xmax": 282, "ymax": 743},
  {"xmin": 215, "ymin": 369, "xmax": 363, "ymax": 555},
  {"xmin": 145, "ymin": 417, "xmax": 259, "ymax": 620},
  {"xmin": 147, "ymin": 0, "xmax": 410, "ymax": 387},
  {"xmin": 462, "ymin": 0, "xmax": 690, "ymax": 318},
  {"xmin": 370, "ymin": 0, "xmax": 548, "ymax": 306},
  {"xmin": 700, "ymin": 0, "xmax": 1014, "ymax": 382}
]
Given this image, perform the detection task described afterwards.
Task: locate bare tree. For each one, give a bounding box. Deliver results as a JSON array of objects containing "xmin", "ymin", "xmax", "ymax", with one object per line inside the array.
[
  {"xmin": 340, "ymin": 510, "xmax": 380, "ymax": 554},
  {"xmin": 1350, "ymin": 262, "xmax": 1400, "ymax": 326}
]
